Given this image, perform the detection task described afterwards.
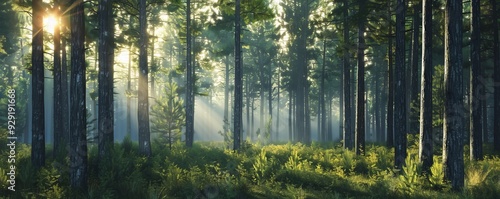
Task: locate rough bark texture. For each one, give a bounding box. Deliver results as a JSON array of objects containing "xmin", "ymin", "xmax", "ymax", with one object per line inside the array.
[
  {"xmin": 470, "ymin": 0, "xmax": 482, "ymax": 161},
  {"xmin": 320, "ymin": 40, "xmax": 326, "ymax": 142},
  {"xmin": 186, "ymin": 0, "xmax": 194, "ymax": 148},
  {"xmin": 394, "ymin": 0, "xmax": 407, "ymax": 170},
  {"xmin": 234, "ymin": 0, "xmax": 242, "ymax": 150},
  {"xmin": 443, "ymin": 0, "xmax": 464, "ymax": 191},
  {"xmin": 31, "ymin": 0, "xmax": 45, "ymax": 169},
  {"xmin": 69, "ymin": 0, "xmax": 88, "ymax": 191},
  {"xmin": 61, "ymin": 34, "xmax": 69, "ymax": 155},
  {"xmin": 127, "ymin": 44, "xmax": 132, "ymax": 138},
  {"xmin": 98, "ymin": 0, "xmax": 115, "ymax": 161},
  {"xmin": 387, "ymin": 0, "xmax": 394, "ymax": 148},
  {"xmin": 410, "ymin": 2, "xmax": 421, "ymax": 134},
  {"xmin": 138, "ymin": 0, "xmax": 151, "ymax": 156},
  {"xmin": 355, "ymin": 0, "xmax": 366, "ymax": 155},
  {"xmin": 419, "ymin": 0, "xmax": 433, "ymax": 174},
  {"xmin": 343, "ymin": 0, "xmax": 353, "ymax": 150},
  {"xmin": 53, "ymin": 6, "xmax": 63, "ymax": 159}
]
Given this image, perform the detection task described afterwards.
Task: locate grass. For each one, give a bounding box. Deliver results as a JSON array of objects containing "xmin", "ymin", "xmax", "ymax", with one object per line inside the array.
[{"xmin": 0, "ymin": 133, "xmax": 499, "ymax": 198}]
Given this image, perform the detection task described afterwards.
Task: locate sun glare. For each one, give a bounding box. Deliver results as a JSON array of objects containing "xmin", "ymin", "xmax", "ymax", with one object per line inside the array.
[{"xmin": 44, "ymin": 15, "xmax": 58, "ymax": 34}]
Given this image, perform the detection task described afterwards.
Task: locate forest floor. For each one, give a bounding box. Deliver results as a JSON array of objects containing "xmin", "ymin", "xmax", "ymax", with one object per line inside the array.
[{"xmin": 1, "ymin": 132, "xmax": 500, "ymax": 199}]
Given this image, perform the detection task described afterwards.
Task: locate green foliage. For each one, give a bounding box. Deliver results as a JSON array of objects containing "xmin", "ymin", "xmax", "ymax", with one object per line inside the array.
[
  {"xmin": 3, "ymin": 140, "xmax": 500, "ymax": 199},
  {"xmin": 429, "ymin": 156, "xmax": 446, "ymax": 189},
  {"xmin": 151, "ymin": 82, "xmax": 185, "ymax": 149},
  {"xmin": 398, "ymin": 153, "xmax": 422, "ymax": 194}
]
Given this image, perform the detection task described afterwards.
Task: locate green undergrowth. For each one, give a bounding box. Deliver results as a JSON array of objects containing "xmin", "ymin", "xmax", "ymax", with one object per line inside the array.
[{"xmin": 1, "ymin": 132, "xmax": 499, "ymax": 198}]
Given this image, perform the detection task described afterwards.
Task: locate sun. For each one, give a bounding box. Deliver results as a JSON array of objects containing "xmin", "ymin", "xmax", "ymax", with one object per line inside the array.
[{"xmin": 43, "ymin": 15, "xmax": 58, "ymax": 34}]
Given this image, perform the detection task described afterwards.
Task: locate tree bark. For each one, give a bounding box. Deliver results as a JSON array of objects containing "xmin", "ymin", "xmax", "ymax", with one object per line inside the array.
[
  {"xmin": 98, "ymin": 0, "xmax": 115, "ymax": 161},
  {"xmin": 69, "ymin": 0, "xmax": 88, "ymax": 191},
  {"xmin": 355, "ymin": 0, "xmax": 366, "ymax": 155},
  {"xmin": 31, "ymin": 0, "xmax": 45, "ymax": 170},
  {"xmin": 470, "ymin": 0, "xmax": 482, "ymax": 161},
  {"xmin": 419, "ymin": 0, "xmax": 433, "ymax": 174},
  {"xmin": 343, "ymin": 0, "xmax": 353, "ymax": 149},
  {"xmin": 387, "ymin": 0, "xmax": 394, "ymax": 148},
  {"xmin": 185, "ymin": 0, "xmax": 194, "ymax": 148},
  {"xmin": 443, "ymin": 0, "xmax": 464, "ymax": 191},
  {"xmin": 410, "ymin": 2, "xmax": 421, "ymax": 134},
  {"xmin": 53, "ymin": 5, "xmax": 63, "ymax": 159},
  {"xmin": 394, "ymin": 0, "xmax": 407, "ymax": 169},
  {"xmin": 234, "ymin": 0, "xmax": 242, "ymax": 150},
  {"xmin": 138, "ymin": 0, "xmax": 151, "ymax": 156}
]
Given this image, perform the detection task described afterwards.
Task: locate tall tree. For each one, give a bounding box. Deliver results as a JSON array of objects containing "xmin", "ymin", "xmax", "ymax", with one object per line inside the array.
[
  {"xmin": 419, "ymin": 0, "xmax": 433, "ymax": 173},
  {"xmin": 53, "ymin": 4, "xmax": 63, "ymax": 159},
  {"xmin": 234, "ymin": 0, "xmax": 242, "ymax": 150},
  {"xmin": 410, "ymin": 2, "xmax": 420, "ymax": 134},
  {"xmin": 138, "ymin": 0, "xmax": 151, "ymax": 156},
  {"xmin": 185, "ymin": 0, "xmax": 194, "ymax": 148},
  {"xmin": 343, "ymin": 0, "xmax": 353, "ymax": 150},
  {"xmin": 31, "ymin": 0, "xmax": 45, "ymax": 170},
  {"xmin": 443, "ymin": 0, "xmax": 464, "ymax": 191},
  {"xmin": 470, "ymin": 0, "xmax": 482, "ymax": 161},
  {"xmin": 69, "ymin": 0, "xmax": 88, "ymax": 191},
  {"xmin": 355, "ymin": 0, "xmax": 366, "ymax": 155},
  {"xmin": 98, "ymin": 0, "xmax": 115, "ymax": 161},
  {"xmin": 394, "ymin": 0, "xmax": 407, "ymax": 169},
  {"xmin": 492, "ymin": 0, "xmax": 500, "ymax": 152},
  {"xmin": 386, "ymin": 0, "xmax": 394, "ymax": 148}
]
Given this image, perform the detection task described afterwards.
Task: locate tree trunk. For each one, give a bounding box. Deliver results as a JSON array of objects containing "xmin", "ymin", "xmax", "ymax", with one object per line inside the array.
[
  {"xmin": 185, "ymin": 0, "xmax": 194, "ymax": 148},
  {"xmin": 138, "ymin": 0, "xmax": 151, "ymax": 156},
  {"xmin": 31, "ymin": 0, "xmax": 45, "ymax": 170},
  {"xmin": 234, "ymin": 0, "xmax": 242, "ymax": 150},
  {"xmin": 224, "ymin": 55, "xmax": 230, "ymax": 142},
  {"xmin": 343, "ymin": 0, "xmax": 353, "ymax": 149},
  {"xmin": 492, "ymin": 0, "xmax": 500, "ymax": 152},
  {"xmin": 276, "ymin": 67, "xmax": 281, "ymax": 141},
  {"xmin": 98, "ymin": 0, "xmax": 115, "ymax": 161},
  {"xmin": 53, "ymin": 6, "xmax": 63, "ymax": 159},
  {"xmin": 355, "ymin": 0, "xmax": 366, "ymax": 155},
  {"xmin": 268, "ymin": 64, "xmax": 273, "ymax": 142},
  {"xmin": 61, "ymin": 34, "xmax": 69, "ymax": 153},
  {"xmin": 470, "ymin": 0, "xmax": 482, "ymax": 161},
  {"xmin": 410, "ymin": 2, "xmax": 421, "ymax": 134},
  {"xmin": 443, "ymin": 0, "xmax": 464, "ymax": 191},
  {"xmin": 127, "ymin": 44, "xmax": 132, "ymax": 138},
  {"xmin": 394, "ymin": 0, "xmax": 407, "ymax": 169},
  {"xmin": 387, "ymin": 0, "xmax": 394, "ymax": 148},
  {"xmin": 320, "ymin": 39, "xmax": 327, "ymax": 142},
  {"xmin": 419, "ymin": 0, "xmax": 433, "ymax": 174},
  {"xmin": 69, "ymin": 0, "xmax": 88, "ymax": 191}
]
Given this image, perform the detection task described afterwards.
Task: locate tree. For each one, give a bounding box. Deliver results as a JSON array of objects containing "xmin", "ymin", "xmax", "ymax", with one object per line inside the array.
[
  {"xmin": 387, "ymin": 0, "xmax": 394, "ymax": 148},
  {"xmin": 234, "ymin": 0, "xmax": 242, "ymax": 150},
  {"xmin": 185, "ymin": 0, "xmax": 194, "ymax": 148},
  {"xmin": 138, "ymin": 0, "xmax": 152, "ymax": 156},
  {"xmin": 53, "ymin": 3, "xmax": 63, "ymax": 159},
  {"xmin": 418, "ymin": 0, "xmax": 433, "ymax": 174},
  {"xmin": 31, "ymin": 0, "xmax": 45, "ymax": 170},
  {"xmin": 69, "ymin": 0, "xmax": 88, "ymax": 191},
  {"xmin": 410, "ymin": 2, "xmax": 421, "ymax": 134},
  {"xmin": 470, "ymin": 0, "xmax": 482, "ymax": 161},
  {"xmin": 355, "ymin": 0, "xmax": 366, "ymax": 155},
  {"xmin": 343, "ymin": 0, "xmax": 353, "ymax": 150},
  {"xmin": 151, "ymin": 82, "xmax": 185, "ymax": 150},
  {"xmin": 443, "ymin": 0, "xmax": 464, "ymax": 191},
  {"xmin": 394, "ymin": 0, "xmax": 407, "ymax": 169},
  {"xmin": 98, "ymin": 0, "xmax": 115, "ymax": 161}
]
